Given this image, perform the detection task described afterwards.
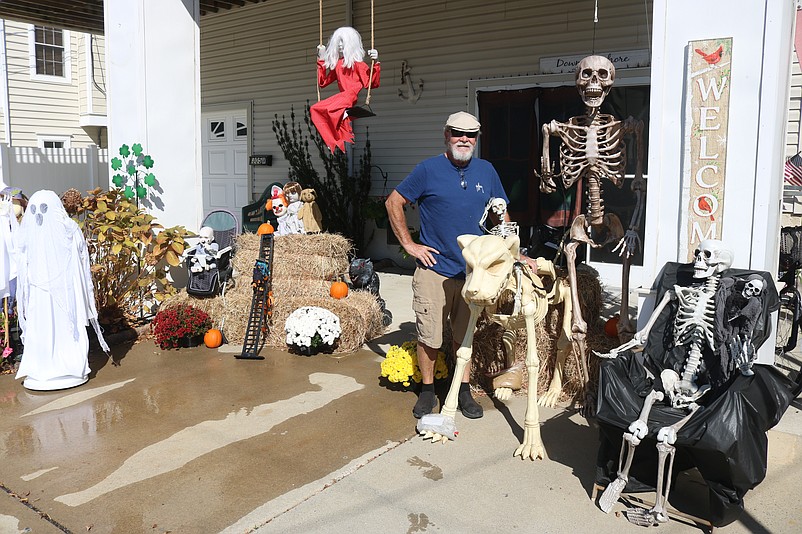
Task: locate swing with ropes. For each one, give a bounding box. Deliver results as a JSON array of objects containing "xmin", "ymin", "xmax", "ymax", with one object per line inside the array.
[{"xmin": 317, "ymin": 0, "xmax": 377, "ymax": 118}]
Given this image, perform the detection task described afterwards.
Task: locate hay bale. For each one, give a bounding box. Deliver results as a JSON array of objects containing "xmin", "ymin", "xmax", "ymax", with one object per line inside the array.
[{"xmin": 162, "ymin": 232, "xmax": 383, "ymax": 353}]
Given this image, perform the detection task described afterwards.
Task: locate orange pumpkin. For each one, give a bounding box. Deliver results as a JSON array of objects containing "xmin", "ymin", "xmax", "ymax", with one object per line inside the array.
[
  {"xmin": 257, "ymin": 223, "xmax": 274, "ymax": 235},
  {"xmin": 330, "ymin": 281, "xmax": 349, "ymax": 299},
  {"xmin": 204, "ymin": 328, "xmax": 223, "ymax": 348},
  {"xmin": 604, "ymin": 315, "xmax": 619, "ymax": 338}
]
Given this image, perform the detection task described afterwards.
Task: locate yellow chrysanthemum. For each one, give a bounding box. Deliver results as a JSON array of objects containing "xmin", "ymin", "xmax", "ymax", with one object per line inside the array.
[{"xmin": 380, "ymin": 341, "xmax": 449, "ymax": 384}]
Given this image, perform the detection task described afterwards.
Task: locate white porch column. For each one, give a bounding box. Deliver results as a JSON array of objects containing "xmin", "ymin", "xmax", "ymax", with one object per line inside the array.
[
  {"xmin": 103, "ymin": 0, "xmax": 202, "ymax": 231},
  {"xmin": 642, "ymin": 0, "xmax": 795, "ymax": 362}
]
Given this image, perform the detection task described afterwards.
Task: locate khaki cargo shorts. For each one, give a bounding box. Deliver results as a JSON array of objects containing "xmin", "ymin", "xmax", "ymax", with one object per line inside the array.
[{"xmin": 411, "ymin": 266, "xmax": 471, "ymax": 349}]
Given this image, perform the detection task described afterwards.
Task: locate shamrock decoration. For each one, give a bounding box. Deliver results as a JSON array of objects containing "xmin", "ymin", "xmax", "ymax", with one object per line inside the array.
[{"xmin": 109, "ymin": 142, "xmax": 157, "ymax": 202}]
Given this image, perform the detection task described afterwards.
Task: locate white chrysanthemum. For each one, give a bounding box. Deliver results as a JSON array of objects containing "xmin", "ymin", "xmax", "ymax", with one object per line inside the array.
[{"xmin": 285, "ymin": 306, "xmax": 342, "ymax": 349}]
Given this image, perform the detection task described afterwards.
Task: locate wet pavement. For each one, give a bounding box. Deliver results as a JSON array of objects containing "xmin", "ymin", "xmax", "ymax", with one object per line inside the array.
[{"xmin": 0, "ymin": 271, "xmax": 801, "ymax": 533}]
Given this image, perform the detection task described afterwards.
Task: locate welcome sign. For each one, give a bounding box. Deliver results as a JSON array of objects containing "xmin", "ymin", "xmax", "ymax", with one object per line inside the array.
[{"xmin": 681, "ymin": 37, "xmax": 733, "ymax": 261}]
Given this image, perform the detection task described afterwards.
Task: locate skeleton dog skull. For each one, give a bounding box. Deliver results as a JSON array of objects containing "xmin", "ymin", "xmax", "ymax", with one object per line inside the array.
[
  {"xmin": 693, "ymin": 239, "xmax": 733, "ymax": 279},
  {"xmin": 576, "ymin": 55, "xmax": 615, "ymax": 109}
]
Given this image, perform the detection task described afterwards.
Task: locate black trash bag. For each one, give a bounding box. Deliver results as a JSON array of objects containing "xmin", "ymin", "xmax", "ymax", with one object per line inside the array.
[{"xmin": 594, "ymin": 262, "xmax": 795, "ymax": 527}]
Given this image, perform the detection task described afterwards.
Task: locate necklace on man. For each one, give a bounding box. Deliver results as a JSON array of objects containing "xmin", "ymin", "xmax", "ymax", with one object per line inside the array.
[{"xmin": 455, "ymin": 166, "xmax": 467, "ymax": 189}]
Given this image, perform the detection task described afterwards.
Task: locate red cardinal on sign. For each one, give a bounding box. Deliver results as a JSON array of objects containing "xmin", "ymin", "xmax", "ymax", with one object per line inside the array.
[
  {"xmin": 697, "ymin": 197, "xmax": 715, "ymax": 221},
  {"xmin": 695, "ymin": 45, "xmax": 723, "ymax": 65}
]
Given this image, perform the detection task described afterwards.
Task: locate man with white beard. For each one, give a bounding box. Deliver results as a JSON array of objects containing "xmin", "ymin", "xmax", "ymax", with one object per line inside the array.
[{"xmin": 386, "ymin": 111, "xmax": 516, "ymax": 420}]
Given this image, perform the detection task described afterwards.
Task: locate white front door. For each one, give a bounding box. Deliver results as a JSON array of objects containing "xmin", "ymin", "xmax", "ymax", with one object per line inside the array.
[{"xmin": 201, "ymin": 108, "xmax": 249, "ymax": 228}]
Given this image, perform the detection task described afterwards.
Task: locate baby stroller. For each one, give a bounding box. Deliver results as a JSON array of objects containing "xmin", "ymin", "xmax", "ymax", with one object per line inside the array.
[{"xmin": 186, "ymin": 209, "xmax": 239, "ymax": 297}]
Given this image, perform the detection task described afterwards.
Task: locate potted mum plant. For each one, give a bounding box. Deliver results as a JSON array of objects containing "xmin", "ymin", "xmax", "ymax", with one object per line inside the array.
[
  {"xmin": 380, "ymin": 341, "xmax": 449, "ymax": 389},
  {"xmin": 284, "ymin": 306, "xmax": 341, "ymax": 355},
  {"xmin": 151, "ymin": 304, "xmax": 212, "ymax": 350}
]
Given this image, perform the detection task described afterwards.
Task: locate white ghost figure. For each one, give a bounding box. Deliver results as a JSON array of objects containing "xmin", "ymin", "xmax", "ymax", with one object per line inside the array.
[
  {"xmin": 14, "ymin": 190, "xmax": 109, "ymax": 390},
  {"xmin": 0, "ymin": 191, "xmax": 18, "ymax": 300}
]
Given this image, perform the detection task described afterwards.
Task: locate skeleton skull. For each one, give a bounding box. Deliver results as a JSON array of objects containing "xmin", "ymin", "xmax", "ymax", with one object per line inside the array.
[
  {"xmin": 575, "ymin": 55, "xmax": 615, "ymax": 109},
  {"xmin": 743, "ymin": 275, "xmax": 765, "ymax": 299},
  {"xmin": 692, "ymin": 239, "xmax": 733, "ymax": 279},
  {"xmin": 198, "ymin": 226, "xmax": 215, "ymax": 246},
  {"xmin": 489, "ymin": 198, "xmax": 507, "ymax": 217}
]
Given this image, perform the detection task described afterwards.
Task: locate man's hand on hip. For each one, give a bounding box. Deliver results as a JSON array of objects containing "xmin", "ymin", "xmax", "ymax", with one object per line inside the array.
[{"xmin": 404, "ymin": 242, "xmax": 439, "ymax": 267}]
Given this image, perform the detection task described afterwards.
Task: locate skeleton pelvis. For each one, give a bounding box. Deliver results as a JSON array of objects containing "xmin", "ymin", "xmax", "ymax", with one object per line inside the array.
[{"xmin": 570, "ymin": 213, "xmax": 624, "ymax": 247}]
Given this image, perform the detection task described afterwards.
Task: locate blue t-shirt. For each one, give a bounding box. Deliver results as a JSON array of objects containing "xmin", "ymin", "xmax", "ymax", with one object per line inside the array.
[{"xmin": 395, "ymin": 154, "xmax": 509, "ymax": 278}]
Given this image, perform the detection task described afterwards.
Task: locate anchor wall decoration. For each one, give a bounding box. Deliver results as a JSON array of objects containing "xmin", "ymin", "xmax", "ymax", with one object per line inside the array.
[{"xmin": 398, "ymin": 60, "xmax": 423, "ymax": 103}]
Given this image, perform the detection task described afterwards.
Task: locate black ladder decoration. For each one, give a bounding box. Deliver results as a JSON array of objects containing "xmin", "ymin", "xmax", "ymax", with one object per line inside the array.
[{"xmin": 237, "ymin": 233, "xmax": 275, "ymax": 360}]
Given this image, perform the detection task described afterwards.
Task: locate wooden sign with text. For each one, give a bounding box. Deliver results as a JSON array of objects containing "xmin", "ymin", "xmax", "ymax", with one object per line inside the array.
[{"xmin": 682, "ymin": 37, "xmax": 733, "ymax": 261}]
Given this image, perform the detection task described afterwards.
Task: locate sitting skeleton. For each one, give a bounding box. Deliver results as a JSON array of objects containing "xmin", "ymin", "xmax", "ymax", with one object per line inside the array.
[
  {"xmin": 721, "ymin": 274, "xmax": 765, "ymax": 376},
  {"xmin": 417, "ymin": 233, "xmax": 573, "ymax": 460},
  {"xmin": 594, "ymin": 239, "xmax": 739, "ymax": 525},
  {"xmin": 479, "ymin": 197, "xmax": 518, "ymax": 238},
  {"xmin": 186, "ymin": 226, "xmax": 231, "ymax": 273}
]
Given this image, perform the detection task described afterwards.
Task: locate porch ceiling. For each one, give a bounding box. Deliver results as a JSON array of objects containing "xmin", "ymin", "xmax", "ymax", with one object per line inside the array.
[{"xmin": 0, "ymin": 0, "xmax": 267, "ymax": 35}]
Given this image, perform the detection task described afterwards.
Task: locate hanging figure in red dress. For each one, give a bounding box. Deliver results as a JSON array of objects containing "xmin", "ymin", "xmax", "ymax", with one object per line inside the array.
[{"xmin": 311, "ymin": 26, "xmax": 380, "ymax": 153}]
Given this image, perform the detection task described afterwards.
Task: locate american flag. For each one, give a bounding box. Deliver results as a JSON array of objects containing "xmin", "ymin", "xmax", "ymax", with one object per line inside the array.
[{"xmin": 784, "ymin": 153, "xmax": 802, "ymax": 187}]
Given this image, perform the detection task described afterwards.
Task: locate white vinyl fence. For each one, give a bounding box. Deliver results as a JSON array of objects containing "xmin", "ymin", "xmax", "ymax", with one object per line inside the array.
[{"xmin": 0, "ymin": 143, "xmax": 109, "ymax": 195}]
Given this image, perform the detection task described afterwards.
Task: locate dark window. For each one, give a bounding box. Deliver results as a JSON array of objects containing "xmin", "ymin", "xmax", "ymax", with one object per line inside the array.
[
  {"xmin": 42, "ymin": 140, "xmax": 64, "ymax": 149},
  {"xmin": 34, "ymin": 26, "xmax": 65, "ymax": 77},
  {"xmin": 478, "ymin": 84, "xmax": 650, "ymax": 267}
]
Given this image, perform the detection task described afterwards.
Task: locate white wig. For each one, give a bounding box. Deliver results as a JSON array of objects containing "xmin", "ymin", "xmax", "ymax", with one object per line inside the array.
[{"xmin": 323, "ymin": 26, "xmax": 365, "ymax": 69}]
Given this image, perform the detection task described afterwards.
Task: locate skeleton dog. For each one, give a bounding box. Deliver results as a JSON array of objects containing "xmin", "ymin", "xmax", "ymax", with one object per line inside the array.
[{"xmin": 418, "ymin": 233, "xmax": 573, "ymax": 460}]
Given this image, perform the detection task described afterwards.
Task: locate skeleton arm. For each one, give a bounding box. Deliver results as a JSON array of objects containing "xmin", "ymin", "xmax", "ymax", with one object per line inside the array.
[
  {"xmin": 613, "ymin": 118, "xmax": 646, "ymax": 259},
  {"xmin": 537, "ymin": 121, "xmax": 559, "ymax": 193},
  {"xmin": 594, "ymin": 289, "xmax": 675, "ymax": 358}
]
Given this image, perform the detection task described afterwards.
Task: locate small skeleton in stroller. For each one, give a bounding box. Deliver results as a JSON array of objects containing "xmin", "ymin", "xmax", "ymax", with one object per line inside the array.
[{"xmin": 188, "ymin": 226, "xmax": 219, "ymax": 273}]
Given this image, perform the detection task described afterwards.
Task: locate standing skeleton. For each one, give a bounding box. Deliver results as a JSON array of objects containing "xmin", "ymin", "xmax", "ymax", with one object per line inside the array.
[
  {"xmin": 595, "ymin": 240, "xmax": 733, "ymax": 526},
  {"xmin": 537, "ymin": 55, "xmax": 645, "ymax": 402}
]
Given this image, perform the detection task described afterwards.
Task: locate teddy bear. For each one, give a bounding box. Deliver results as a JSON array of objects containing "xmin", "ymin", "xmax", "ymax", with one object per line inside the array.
[{"xmin": 297, "ymin": 188, "xmax": 323, "ymax": 233}]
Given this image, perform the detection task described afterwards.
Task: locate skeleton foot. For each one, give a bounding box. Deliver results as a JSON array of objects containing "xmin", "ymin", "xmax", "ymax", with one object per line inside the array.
[
  {"xmin": 420, "ymin": 430, "xmax": 449, "ymax": 444},
  {"xmin": 513, "ymin": 425, "xmax": 545, "ymax": 461},
  {"xmin": 599, "ymin": 432, "xmax": 639, "ymax": 513},
  {"xmin": 538, "ymin": 387, "xmax": 561, "ymax": 408},
  {"xmin": 417, "ymin": 413, "xmax": 457, "ymax": 443},
  {"xmin": 494, "ymin": 387, "xmax": 513, "ymax": 401}
]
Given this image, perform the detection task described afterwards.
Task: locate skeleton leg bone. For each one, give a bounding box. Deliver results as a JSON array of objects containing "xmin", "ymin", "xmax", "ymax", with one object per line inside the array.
[
  {"xmin": 626, "ymin": 405, "xmax": 700, "ymax": 525},
  {"xmin": 540, "ymin": 278, "xmax": 573, "ymax": 407},
  {"xmin": 564, "ymin": 240, "xmax": 592, "ymax": 414},
  {"xmin": 599, "ymin": 389, "xmax": 664, "ymax": 512},
  {"xmin": 419, "ymin": 304, "xmax": 482, "ymax": 443},
  {"xmin": 513, "ymin": 302, "xmax": 545, "ymax": 460}
]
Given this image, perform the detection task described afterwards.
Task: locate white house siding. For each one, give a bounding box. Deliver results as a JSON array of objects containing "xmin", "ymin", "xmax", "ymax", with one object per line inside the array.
[
  {"xmin": 2, "ymin": 20, "xmax": 96, "ymax": 148},
  {"xmin": 200, "ymin": 0, "xmax": 653, "ymax": 200}
]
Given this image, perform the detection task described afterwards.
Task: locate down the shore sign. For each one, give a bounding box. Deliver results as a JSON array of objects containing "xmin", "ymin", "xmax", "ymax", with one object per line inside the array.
[{"xmin": 682, "ymin": 37, "xmax": 732, "ymax": 261}]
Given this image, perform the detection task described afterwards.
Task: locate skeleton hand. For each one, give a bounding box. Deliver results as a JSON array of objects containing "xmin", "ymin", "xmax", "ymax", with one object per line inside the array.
[
  {"xmin": 316, "ymin": 44, "xmax": 326, "ymax": 58},
  {"xmin": 613, "ymin": 229, "xmax": 641, "ymax": 259},
  {"xmin": 593, "ymin": 334, "xmax": 645, "ymax": 359},
  {"xmin": 537, "ymin": 159, "xmax": 557, "ymax": 194},
  {"xmin": 733, "ymin": 336, "xmax": 755, "ymax": 376},
  {"xmin": 367, "ymin": 48, "xmax": 379, "ymax": 61}
]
